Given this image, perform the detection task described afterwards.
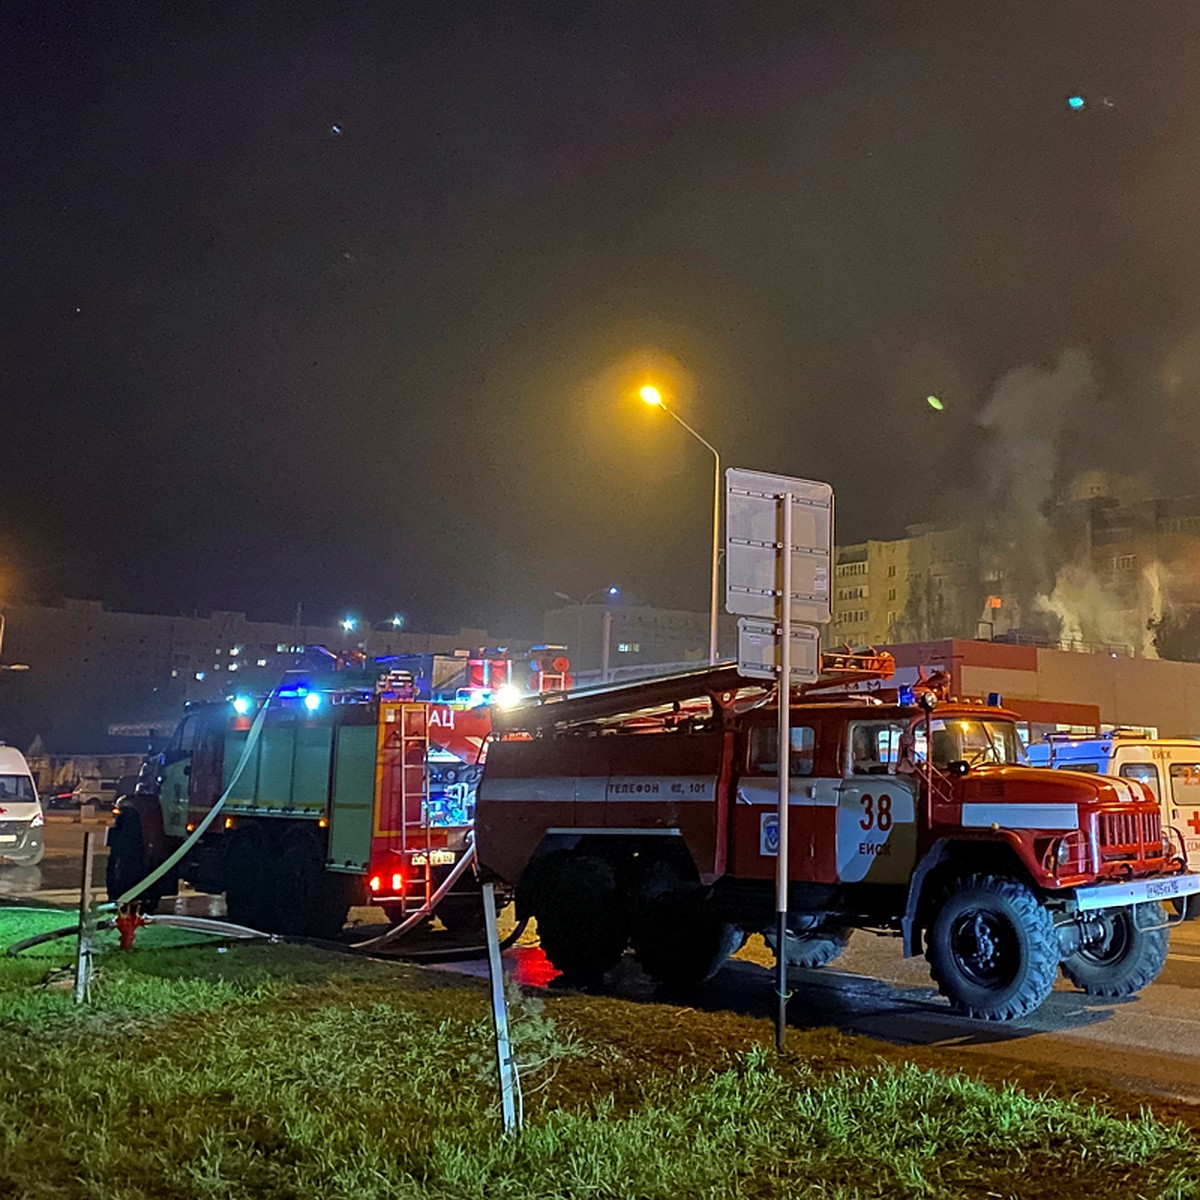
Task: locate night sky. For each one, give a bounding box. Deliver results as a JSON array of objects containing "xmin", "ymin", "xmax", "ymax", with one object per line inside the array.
[{"xmin": 5, "ymin": 2, "xmax": 1200, "ymax": 638}]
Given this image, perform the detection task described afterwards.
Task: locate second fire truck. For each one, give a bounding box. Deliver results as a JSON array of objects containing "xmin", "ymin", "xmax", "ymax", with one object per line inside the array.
[{"xmin": 475, "ymin": 653, "xmax": 1200, "ymax": 1020}]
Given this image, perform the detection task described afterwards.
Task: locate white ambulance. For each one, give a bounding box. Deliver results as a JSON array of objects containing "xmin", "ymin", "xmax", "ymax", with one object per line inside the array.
[
  {"xmin": 1027, "ymin": 732, "xmax": 1200, "ymax": 901},
  {"xmin": 0, "ymin": 744, "xmax": 44, "ymax": 866}
]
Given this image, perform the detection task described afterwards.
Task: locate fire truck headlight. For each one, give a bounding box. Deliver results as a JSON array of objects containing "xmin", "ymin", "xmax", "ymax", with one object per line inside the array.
[
  {"xmin": 494, "ymin": 684, "xmax": 522, "ymax": 710},
  {"xmin": 303, "ymin": 692, "xmax": 322, "ymax": 712},
  {"xmin": 232, "ymin": 696, "xmax": 252, "ymax": 715}
]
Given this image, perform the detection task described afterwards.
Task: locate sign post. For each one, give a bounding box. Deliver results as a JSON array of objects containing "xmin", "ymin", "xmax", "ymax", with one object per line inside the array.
[
  {"xmin": 774, "ymin": 494, "xmax": 793, "ymax": 1050},
  {"xmin": 726, "ymin": 468, "xmax": 833, "ymax": 1052}
]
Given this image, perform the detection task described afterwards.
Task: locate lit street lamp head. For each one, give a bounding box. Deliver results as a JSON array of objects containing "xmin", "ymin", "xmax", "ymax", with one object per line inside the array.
[{"xmin": 639, "ymin": 385, "xmax": 663, "ymax": 407}]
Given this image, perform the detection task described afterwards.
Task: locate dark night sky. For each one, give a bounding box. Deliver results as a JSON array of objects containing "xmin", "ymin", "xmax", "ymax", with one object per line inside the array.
[{"xmin": 5, "ymin": 2, "xmax": 1200, "ymax": 637}]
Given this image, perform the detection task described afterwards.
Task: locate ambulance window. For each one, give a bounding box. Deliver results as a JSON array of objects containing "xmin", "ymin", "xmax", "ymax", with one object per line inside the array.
[
  {"xmin": 1070, "ymin": 762, "xmax": 1100, "ymax": 773},
  {"xmin": 1169, "ymin": 764, "xmax": 1200, "ymax": 804},
  {"xmin": 1120, "ymin": 763, "xmax": 1161, "ymax": 801},
  {"xmin": 849, "ymin": 722, "xmax": 906, "ymax": 775},
  {"xmin": 749, "ymin": 726, "xmax": 815, "ymax": 776}
]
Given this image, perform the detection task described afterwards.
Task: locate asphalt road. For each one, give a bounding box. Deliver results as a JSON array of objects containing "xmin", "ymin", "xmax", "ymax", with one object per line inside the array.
[{"xmin": 17, "ymin": 819, "xmax": 1200, "ymax": 1103}]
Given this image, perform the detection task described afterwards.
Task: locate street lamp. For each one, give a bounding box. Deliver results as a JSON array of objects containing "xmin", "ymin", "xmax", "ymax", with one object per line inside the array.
[
  {"xmin": 640, "ymin": 385, "xmax": 720, "ymax": 664},
  {"xmin": 554, "ymin": 587, "xmax": 620, "ymax": 682}
]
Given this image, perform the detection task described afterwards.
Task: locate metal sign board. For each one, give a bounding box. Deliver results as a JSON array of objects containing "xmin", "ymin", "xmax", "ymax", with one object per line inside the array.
[
  {"xmin": 725, "ymin": 468, "xmax": 834, "ymax": 623},
  {"xmin": 737, "ymin": 618, "xmax": 821, "ymax": 683}
]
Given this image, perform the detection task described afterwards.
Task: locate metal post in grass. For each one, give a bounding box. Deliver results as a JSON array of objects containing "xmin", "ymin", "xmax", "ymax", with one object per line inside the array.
[
  {"xmin": 482, "ymin": 881, "xmax": 521, "ymax": 1133},
  {"xmin": 74, "ymin": 830, "xmax": 96, "ymax": 1005}
]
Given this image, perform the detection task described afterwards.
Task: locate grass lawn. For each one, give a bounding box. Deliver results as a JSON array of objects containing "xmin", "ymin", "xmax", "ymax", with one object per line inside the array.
[{"xmin": 1, "ymin": 904, "xmax": 1198, "ymax": 1199}]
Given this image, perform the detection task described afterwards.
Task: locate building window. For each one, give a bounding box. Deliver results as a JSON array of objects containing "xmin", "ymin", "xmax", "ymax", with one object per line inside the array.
[
  {"xmin": 887, "ymin": 588, "xmax": 896, "ymax": 601},
  {"xmin": 1113, "ymin": 555, "xmax": 1136, "ymax": 571},
  {"xmin": 617, "ymin": 642, "xmax": 641, "ymax": 653},
  {"xmin": 887, "ymin": 565, "xmax": 896, "ymax": 577}
]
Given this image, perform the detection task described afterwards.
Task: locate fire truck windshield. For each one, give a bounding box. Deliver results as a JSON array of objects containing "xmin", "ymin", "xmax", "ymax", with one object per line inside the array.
[{"xmin": 918, "ymin": 717, "xmax": 1027, "ymax": 768}]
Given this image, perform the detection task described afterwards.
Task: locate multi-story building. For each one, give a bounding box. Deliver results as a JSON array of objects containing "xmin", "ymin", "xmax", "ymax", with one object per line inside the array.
[
  {"xmin": 0, "ymin": 598, "xmax": 520, "ymax": 752},
  {"xmin": 542, "ymin": 602, "xmax": 737, "ymax": 677},
  {"xmin": 829, "ymin": 478, "xmax": 1200, "ymax": 658}
]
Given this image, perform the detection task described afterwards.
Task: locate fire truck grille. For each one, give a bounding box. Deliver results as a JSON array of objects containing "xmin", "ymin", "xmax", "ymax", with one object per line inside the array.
[{"xmin": 1099, "ymin": 811, "xmax": 1162, "ymax": 861}]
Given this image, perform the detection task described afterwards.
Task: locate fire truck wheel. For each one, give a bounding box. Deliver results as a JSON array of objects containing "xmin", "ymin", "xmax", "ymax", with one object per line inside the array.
[
  {"xmin": 925, "ymin": 874, "xmax": 1058, "ymax": 1021},
  {"xmin": 532, "ymin": 854, "xmax": 628, "ymax": 982},
  {"xmin": 104, "ymin": 810, "xmax": 162, "ymax": 913},
  {"xmin": 223, "ymin": 828, "xmax": 278, "ymax": 932},
  {"xmin": 768, "ymin": 927, "xmax": 852, "ymax": 971},
  {"xmin": 1060, "ymin": 903, "xmax": 1169, "ymax": 997},
  {"xmin": 632, "ymin": 893, "xmax": 741, "ymax": 988},
  {"xmin": 274, "ymin": 832, "xmax": 352, "ymax": 940}
]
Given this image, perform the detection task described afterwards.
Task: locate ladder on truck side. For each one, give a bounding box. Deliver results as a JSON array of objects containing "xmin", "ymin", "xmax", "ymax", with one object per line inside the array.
[
  {"xmin": 374, "ymin": 700, "xmax": 438, "ymax": 916},
  {"xmin": 491, "ymin": 649, "xmax": 899, "ymax": 737}
]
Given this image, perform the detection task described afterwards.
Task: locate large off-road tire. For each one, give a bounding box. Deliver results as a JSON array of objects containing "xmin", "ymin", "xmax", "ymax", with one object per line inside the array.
[
  {"xmin": 1060, "ymin": 903, "xmax": 1169, "ymax": 997},
  {"xmin": 925, "ymin": 874, "xmax": 1058, "ymax": 1021},
  {"xmin": 769, "ymin": 926, "xmax": 852, "ymax": 971},
  {"xmin": 273, "ymin": 830, "xmax": 353, "ymax": 940},
  {"xmin": 632, "ymin": 891, "xmax": 742, "ymax": 988},
  {"xmin": 223, "ymin": 827, "xmax": 278, "ymax": 932},
  {"xmin": 105, "ymin": 809, "xmax": 162, "ymax": 913},
  {"xmin": 531, "ymin": 853, "xmax": 629, "ymax": 982}
]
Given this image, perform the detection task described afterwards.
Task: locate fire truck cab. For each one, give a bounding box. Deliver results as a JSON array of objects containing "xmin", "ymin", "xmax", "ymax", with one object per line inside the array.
[
  {"xmin": 476, "ymin": 656, "xmax": 1200, "ymax": 1020},
  {"xmin": 1028, "ymin": 732, "xmax": 1200, "ymax": 910}
]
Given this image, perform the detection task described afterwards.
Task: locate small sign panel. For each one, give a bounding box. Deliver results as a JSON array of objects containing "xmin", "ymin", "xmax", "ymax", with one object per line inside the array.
[
  {"xmin": 737, "ymin": 618, "xmax": 821, "ymax": 683},
  {"xmin": 725, "ymin": 468, "xmax": 834, "ymax": 623}
]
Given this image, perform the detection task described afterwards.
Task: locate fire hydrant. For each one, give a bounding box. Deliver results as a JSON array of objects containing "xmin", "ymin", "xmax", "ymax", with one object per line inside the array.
[{"xmin": 115, "ymin": 905, "xmax": 146, "ymax": 951}]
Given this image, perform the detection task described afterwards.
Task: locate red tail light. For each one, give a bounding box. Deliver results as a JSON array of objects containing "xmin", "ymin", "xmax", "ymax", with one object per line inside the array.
[
  {"xmin": 369, "ymin": 875, "xmax": 381, "ymax": 892},
  {"xmin": 391, "ymin": 872, "xmax": 403, "ymax": 891}
]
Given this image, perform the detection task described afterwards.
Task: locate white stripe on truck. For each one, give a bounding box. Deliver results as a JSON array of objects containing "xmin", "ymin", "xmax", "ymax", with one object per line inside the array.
[{"xmin": 479, "ymin": 776, "xmax": 717, "ymax": 802}]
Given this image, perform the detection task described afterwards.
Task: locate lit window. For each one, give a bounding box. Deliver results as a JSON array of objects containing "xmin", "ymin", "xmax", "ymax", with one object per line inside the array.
[
  {"xmin": 256, "ymin": 658, "xmax": 268, "ymax": 667},
  {"xmin": 617, "ymin": 642, "xmax": 641, "ymax": 653},
  {"xmin": 195, "ymin": 671, "xmax": 206, "ymax": 681},
  {"xmin": 228, "ymin": 663, "xmax": 238, "ymax": 671},
  {"xmin": 276, "ymin": 643, "xmax": 287, "ymax": 653},
  {"xmin": 230, "ymin": 646, "xmax": 241, "ymax": 656}
]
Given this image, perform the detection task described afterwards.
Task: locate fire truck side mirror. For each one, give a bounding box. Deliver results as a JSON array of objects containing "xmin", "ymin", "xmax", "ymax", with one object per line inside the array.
[
  {"xmin": 947, "ymin": 759, "xmax": 969, "ymax": 777},
  {"xmin": 917, "ymin": 690, "xmax": 937, "ymax": 713}
]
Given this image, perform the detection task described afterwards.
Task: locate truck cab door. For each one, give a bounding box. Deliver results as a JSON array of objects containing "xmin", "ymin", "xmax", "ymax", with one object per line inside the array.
[
  {"xmin": 837, "ymin": 719, "xmax": 918, "ymax": 885},
  {"xmin": 731, "ymin": 722, "xmax": 837, "ymax": 882},
  {"xmin": 159, "ymin": 714, "xmax": 199, "ymax": 839}
]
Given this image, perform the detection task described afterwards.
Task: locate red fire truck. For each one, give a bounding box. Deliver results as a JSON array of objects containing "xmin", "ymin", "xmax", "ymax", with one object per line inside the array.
[
  {"xmin": 475, "ymin": 654, "xmax": 1200, "ymax": 1020},
  {"xmin": 107, "ymin": 650, "xmax": 570, "ymax": 938}
]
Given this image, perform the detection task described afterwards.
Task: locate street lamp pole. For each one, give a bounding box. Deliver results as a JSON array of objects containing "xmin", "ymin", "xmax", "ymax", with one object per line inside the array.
[
  {"xmin": 641, "ymin": 387, "xmax": 720, "ymax": 664},
  {"xmin": 554, "ymin": 587, "xmax": 620, "ymax": 681}
]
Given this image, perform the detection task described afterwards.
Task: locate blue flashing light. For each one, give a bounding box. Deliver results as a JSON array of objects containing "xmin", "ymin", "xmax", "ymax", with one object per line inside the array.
[
  {"xmin": 1067, "ymin": 94, "xmax": 1086, "ymax": 111},
  {"xmin": 304, "ymin": 691, "xmax": 322, "ymax": 712},
  {"xmin": 232, "ymin": 696, "xmax": 252, "ymax": 716},
  {"xmin": 987, "ymin": 692, "xmax": 1003, "ymax": 707},
  {"xmin": 898, "ymin": 685, "xmax": 915, "ymax": 707}
]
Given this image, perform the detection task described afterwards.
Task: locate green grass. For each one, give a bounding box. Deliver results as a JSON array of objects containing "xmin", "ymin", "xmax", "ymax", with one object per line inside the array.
[{"xmin": 0, "ymin": 906, "xmax": 1197, "ymax": 1199}]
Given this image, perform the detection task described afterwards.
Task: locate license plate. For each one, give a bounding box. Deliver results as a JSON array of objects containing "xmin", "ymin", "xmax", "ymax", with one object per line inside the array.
[
  {"xmin": 0, "ymin": 835, "xmax": 16, "ymax": 845},
  {"xmin": 410, "ymin": 850, "xmax": 456, "ymax": 867}
]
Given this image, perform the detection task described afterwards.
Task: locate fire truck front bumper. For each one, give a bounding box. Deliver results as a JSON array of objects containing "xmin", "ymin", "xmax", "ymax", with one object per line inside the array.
[{"xmin": 1071, "ymin": 873, "xmax": 1200, "ymax": 913}]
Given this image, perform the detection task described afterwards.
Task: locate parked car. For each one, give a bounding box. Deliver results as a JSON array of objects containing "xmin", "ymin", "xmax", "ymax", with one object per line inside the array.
[
  {"xmin": 72, "ymin": 777, "xmax": 119, "ymax": 811},
  {"xmin": 44, "ymin": 785, "xmax": 78, "ymax": 811},
  {"xmin": 0, "ymin": 745, "xmax": 45, "ymax": 866}
]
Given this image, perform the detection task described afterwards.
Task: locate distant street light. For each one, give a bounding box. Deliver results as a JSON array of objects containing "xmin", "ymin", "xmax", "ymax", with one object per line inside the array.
[
  {"xmin": 640, "ymin": 384, "xmax": 721, "ymax": 664},
  {"xmin": 554, "ymin": 587, "xmax": 621, "ymax": 682}
]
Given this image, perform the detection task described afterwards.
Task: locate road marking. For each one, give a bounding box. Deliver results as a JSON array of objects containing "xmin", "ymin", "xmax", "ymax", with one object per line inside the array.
[{"xmin": 1168, "ymin": 952, "xmax": 1200, "ymax": 963}]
